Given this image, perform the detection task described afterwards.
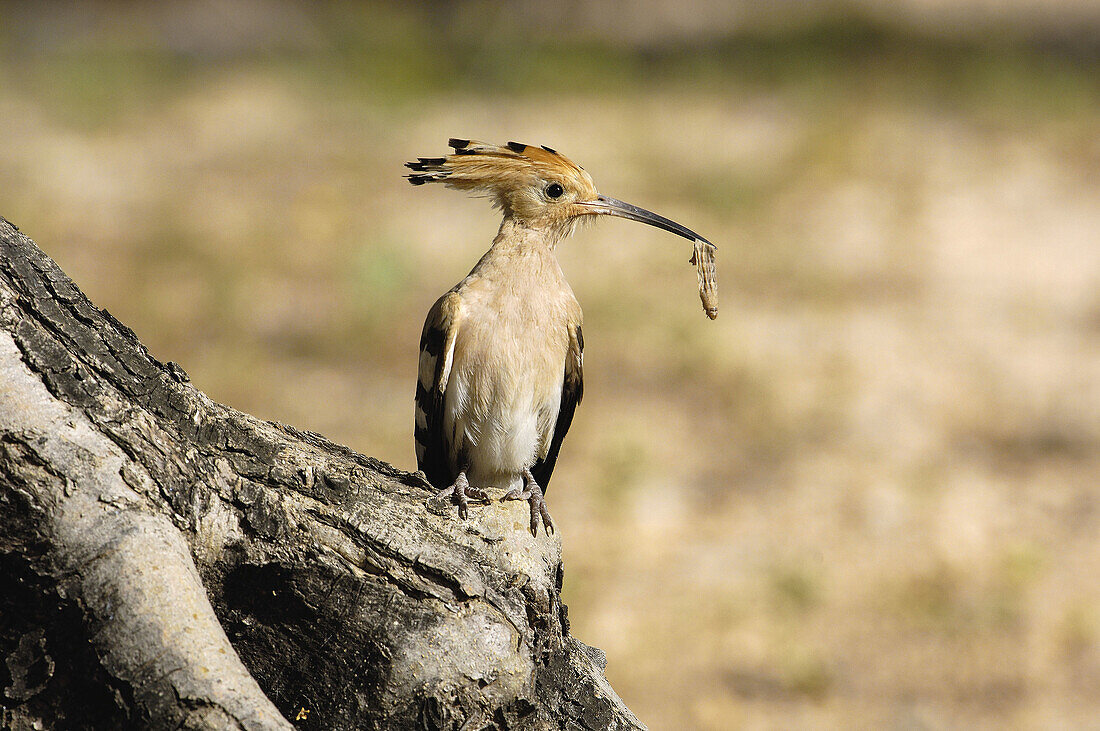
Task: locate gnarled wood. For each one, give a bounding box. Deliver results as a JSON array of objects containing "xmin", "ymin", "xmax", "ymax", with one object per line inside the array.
[{"xmin": 0, "ymin": 217, "xmax": 643, "ymax": 730}]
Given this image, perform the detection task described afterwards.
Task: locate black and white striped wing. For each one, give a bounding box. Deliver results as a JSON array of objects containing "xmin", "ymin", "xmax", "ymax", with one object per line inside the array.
[
  {"xmin": 530, "ymin": 323, "xmax": 583, "ymax": 493},
  {"xmin": 414, "ymin": 291, "xmax": 463, "ymax": 489}
]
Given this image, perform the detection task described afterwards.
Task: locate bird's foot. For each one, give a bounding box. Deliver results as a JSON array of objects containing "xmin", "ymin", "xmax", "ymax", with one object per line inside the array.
[
  {"xmin": 502, "ymin": 470, "xmax": 555, "ymax": 536},
  {"xmin": 434, "ymin": 471, "xmax": 488, "ymax": 520}
]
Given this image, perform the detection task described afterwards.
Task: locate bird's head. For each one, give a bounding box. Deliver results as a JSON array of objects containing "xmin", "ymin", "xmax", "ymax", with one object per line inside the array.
[{"xmin": 406, "ymin": 139, "xmax": 714, "ymax": 250}]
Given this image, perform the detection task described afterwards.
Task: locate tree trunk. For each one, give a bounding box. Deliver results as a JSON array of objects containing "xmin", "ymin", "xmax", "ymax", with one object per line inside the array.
[{"xmin": 0, "ymin": 217, "xmax": 643, "ymax": 730}]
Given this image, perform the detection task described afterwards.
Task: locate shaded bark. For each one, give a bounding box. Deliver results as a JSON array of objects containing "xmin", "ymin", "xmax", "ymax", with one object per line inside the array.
[{"xmin": 0, "ymin": 217, "xmax": 643, "ymax": 730}]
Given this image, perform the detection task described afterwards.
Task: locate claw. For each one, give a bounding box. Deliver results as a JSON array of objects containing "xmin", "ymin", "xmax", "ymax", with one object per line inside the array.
[
  {"xmin": 502, "ymin": 470, "xmax": 555, "ymax": 536},
  {"xmin": 434, "ymin": 471, "xmax": 487, "ymax": 519}
]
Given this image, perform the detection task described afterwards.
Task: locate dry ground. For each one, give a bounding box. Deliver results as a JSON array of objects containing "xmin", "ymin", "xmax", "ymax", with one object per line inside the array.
[{"xmin": 2, "ymin": 5, "xmax": 1099, "ymax": 728}]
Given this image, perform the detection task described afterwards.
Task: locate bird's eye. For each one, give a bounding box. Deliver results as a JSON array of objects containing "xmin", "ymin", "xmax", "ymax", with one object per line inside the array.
[{"xmin": 545, "ymin": 182, "xmax": 564, "ymax": 199}]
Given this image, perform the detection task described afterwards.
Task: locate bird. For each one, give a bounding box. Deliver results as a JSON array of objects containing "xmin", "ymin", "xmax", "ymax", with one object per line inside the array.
[{"xmin": 407, "ymin": 139, "xmax": 715, "ymax": 535}]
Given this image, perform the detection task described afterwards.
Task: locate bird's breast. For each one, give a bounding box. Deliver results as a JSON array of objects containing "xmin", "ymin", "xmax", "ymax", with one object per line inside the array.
[{"xmin": 444, "ymin": 282, "xmax": 574, "ymax": 486}]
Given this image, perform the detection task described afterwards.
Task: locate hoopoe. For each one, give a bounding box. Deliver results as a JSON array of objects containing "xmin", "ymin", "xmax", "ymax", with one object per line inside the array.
[{"xmin": 408, "ymin": 139, "xmax": 715, "ymax": 535}]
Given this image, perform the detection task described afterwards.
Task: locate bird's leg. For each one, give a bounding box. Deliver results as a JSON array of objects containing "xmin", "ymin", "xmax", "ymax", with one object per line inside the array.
[
  {"xmin": 502, "ymin": 469, "xmax": 555, "ymax": 536},
  {"xmin": 434, "ymin": 470, "xmax": 489, "ymax": 520}
]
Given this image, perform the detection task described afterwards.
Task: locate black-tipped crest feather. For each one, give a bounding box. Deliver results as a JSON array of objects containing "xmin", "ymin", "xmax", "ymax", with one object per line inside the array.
[{"xmin": 404, "ymin": 140, "xmax": 591, "ymax": 195}]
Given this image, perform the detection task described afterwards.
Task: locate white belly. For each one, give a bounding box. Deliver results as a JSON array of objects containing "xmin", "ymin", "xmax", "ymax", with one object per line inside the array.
[{"xmin": 444, "ymin": 318, "xmax": 566, "ymax": 489}]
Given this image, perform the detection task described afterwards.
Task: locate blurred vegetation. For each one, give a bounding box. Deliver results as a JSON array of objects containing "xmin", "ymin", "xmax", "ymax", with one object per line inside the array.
[
  {"xmin": 1, "ymin": 2, "xmax": 1099, "ymax": 728},
  {"xmin": 2, "ymin": 4, "xmax": 1098, "ymax": 126}
]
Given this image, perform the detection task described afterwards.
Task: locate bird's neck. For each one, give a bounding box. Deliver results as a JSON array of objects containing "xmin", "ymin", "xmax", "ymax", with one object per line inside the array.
[
  {"xmin": 463, "ymin": 215, "xmax": 567, "ymax": 284},
  {"xmin": 492, "ymin": 216, "xmax": 567, "ymax": 252}
]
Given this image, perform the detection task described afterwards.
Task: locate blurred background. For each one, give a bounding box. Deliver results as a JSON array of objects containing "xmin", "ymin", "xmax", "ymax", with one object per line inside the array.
[{"xmin": 2, "ymin": 1, "xmax": 1099, "ymax": 727}]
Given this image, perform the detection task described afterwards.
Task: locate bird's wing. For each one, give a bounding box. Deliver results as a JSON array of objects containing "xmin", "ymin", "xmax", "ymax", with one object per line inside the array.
[
  {"xmin": 531, "ymin": 322, "xmax": 583, "ymax": 493},
  {"xmin": 415, "ymin": 291, "xmax": 463, "ymax": 488}
]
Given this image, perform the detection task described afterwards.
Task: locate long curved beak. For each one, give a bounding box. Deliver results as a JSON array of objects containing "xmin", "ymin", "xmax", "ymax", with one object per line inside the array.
[
  {"xmin": 578, "ymin": 195, "xmax": 715, "ymax": 248},
  {"xmin": 579, "ymin": 194, "xmax": 719, "ymax": 320}
]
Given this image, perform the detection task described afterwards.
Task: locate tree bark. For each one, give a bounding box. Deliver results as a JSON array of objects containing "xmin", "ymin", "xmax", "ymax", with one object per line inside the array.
[{"xmin": 0, "ymin": 217, "xmax": 643, "ymax": 730}]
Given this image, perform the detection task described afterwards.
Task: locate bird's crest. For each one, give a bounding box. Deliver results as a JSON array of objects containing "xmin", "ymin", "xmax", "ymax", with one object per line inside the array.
[{"xmin": 405, "ymin": 139, "xmax": 597, "ymax": 214}]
